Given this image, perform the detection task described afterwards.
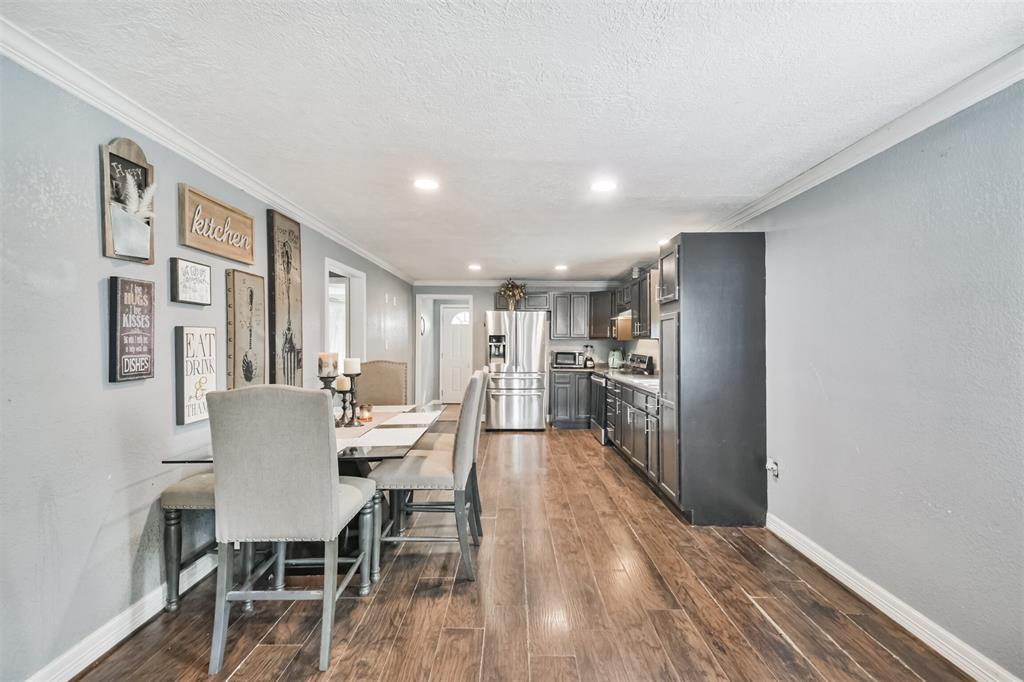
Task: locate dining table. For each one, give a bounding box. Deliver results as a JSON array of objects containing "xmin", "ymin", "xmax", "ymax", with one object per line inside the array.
[{"xmin": 161, "ymin": 402, "xmax": 447, "ymax": 475}]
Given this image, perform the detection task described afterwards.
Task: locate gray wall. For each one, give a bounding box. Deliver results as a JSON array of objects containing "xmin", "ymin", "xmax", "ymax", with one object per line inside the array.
[
  {"xmin": 0, "ymin": 58, "xmax": 412, "ymax": 680},
  {"xmin": 747, "ymin": 82, "xmax": 1024, "ymax": 674}
]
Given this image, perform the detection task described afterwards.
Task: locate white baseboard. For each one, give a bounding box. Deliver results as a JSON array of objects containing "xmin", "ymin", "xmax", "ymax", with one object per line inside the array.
[
  {"xmin": 26, "ymin": 554, "xmax": 218, "ymax": 682},
  {"xmin": 765, "ymin": 513, "xmax": 1021, "ymax": 682}
]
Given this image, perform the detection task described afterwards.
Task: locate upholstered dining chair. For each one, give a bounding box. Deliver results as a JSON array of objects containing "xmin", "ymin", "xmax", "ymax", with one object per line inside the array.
[
  {"xmin": 358, "ymin": 360, "xmax": 408, "ymax": 404},
  {"xmin": 369, "ymin": 372, "xmax": 484, "ymax": 580},
  {"xmin": 205, "ymin": 385, "xmax": 376, "ymax": 673},
  {"xmin": 411, "ymin": 366, "xmax": 487, "ymax": 537},
  {"xmin": 160, "ymin": 472, "xmax": 215, "ymax": 612}
]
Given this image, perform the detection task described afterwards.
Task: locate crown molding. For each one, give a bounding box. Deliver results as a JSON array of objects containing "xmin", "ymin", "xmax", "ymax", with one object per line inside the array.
[
  {"xmin": 0, "ymin": 16, "xmax": 413, "ymax": 283},
  {"xmin": 413, "ymin": 279, "xmax": 617, "ymax": 289},
  {"xmin": 713, "ymin": 44, "xmax": 1024, "ymax": 232}
]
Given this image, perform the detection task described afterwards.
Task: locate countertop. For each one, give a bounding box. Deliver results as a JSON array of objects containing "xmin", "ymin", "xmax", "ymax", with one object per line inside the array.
[{"xmin": 550, "ymin": 365, "xmax": 660, "ymax": 393}]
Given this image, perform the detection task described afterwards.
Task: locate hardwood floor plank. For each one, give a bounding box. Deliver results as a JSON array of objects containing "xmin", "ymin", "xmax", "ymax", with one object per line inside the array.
[
  {"xmin": 717, "ymin": 527, "xmax": 801, "ymax": 584},
  {"xmin": 481, "ymin": 605, "xmax": 528, "ymax": 682},
  {"xmin": 492, "ymin": 506, "xmax": 526, "ymax": 607},
  {"xmin": 741, "ymin": 527, "xmax": 870, "ymax": 615},
  {"xmin": 263, "ymin": 601, "xmax": 322, "ymax": 645},
  {"xmin": 529, "ymin": 655, "xmax": 580, "ymax": 682},
  {"xmin": 278, "ymin": 597, "xmax": 372, "ymax": 681},
  {"xmin": 548, "ymin": 516, "xmax": 613, "ymax": 630},
  {"xmin": 850, "ymin": 611, "xmax": 972, "ymax": 681},
  {"xmin": 381, "ymin": 577, "xmax": 454, "ymax": 682},
  {"xmin": 229, "ymin": 644, "xmax": 300, "ymax": 681},
  {"xmin": 428, "ymin": 628, "xmax": 484, "ymax": 682},
  {"xmin": 524, "ymin": 528, "xmax": 575, "ymax": 656},
  {"xmin": 647, "ymin": 609, "xmax": 730, "ymax": 682},
  {"xmin": 752, "ymin": 595, "xmax": 873, "ymax": 682},
  {"xmin": 566, "ymin": 491, "xmax": 625, "ymax": 572},
  {"xmin": 774, "ymin": 581, "xmax": 920, "ymax": 682},
  {"xmin": 178, "ymin": 599, "xmax": 292, "ymax": 682},
  {"xmin": 571, "ymin": 628, "xmax": 633, "ymax": 682},
  {"xmin": 444, "ymin": 517, "xmax": 496, "ymax": 630}
]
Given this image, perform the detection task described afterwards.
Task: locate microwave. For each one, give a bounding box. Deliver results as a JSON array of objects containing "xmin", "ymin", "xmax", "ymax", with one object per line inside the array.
[{"xmin": 552, "ymin": 351, "xmax": 585, "ymax": 368}]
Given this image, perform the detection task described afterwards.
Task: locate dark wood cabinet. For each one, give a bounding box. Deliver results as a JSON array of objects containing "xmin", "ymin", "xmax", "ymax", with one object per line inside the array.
[
  {"xmin": 588, "ymin": 290, "xmax": 614, "ymax": 339},
  {"xmin": 657, "ymin": 242, "xmax": 679, "ymax": 303},
  {"xmin": 551, "ymin": 293, "xmax": 588, "ymax": 339},
  {"xmin": 550, "ymin": 370, "xmax": 591, "ymax": 428}
]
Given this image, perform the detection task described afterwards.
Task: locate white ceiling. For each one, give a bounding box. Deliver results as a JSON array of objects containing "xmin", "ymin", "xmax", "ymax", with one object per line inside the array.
[{"xmin": 3, "ymin": 1, "xmax": 1023, "ymax": 281}]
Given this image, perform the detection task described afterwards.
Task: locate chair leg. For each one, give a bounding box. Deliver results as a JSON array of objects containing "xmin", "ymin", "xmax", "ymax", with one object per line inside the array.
[
  {"xmin": 470, "ymin": 464, "xmax": 484, "ymax": 535},
  {"xmin": 391, "ymin": 489, "xmax": 405, "ymax": 535},
  {"xmin": 466, "ymin": 493, "xmax": 480, "ymax": 546},
  {"xmin": 319, "ymin": 538, "xmax": 339, "ymax": 671},
  {"xmin": 208, "ymin": 542, "xmax": 233, "ymax": 674},
  {"xmin": 371, "ymin": 491, "xmax": 382, "ymax": 583},
  {"xmin": 453, "ymin": 490, "xmax": 476, "ymax": 581},
  {"xmin": 242, "ymin": 542, "xmax": 256, "ymax": 611},
  {"xmin": 273, "ymin": 541, "xmax": 287, "ymax": 590},
  {"xmin": 358, "ymin": 500, "xmax": 373, "ymax": 596},
  {"xmin": 405, "ymin": 490, "xmax": 414, "ymax": 516},
  {"xmin": 163, "ymin": 509, "xmax": 182, "ymax": 612}
]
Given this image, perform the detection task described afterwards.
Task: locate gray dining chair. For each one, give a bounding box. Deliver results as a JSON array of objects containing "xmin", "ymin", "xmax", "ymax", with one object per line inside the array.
[
  {"xmin": 160, "ymin": 472, "xmax": 215, "ymax": 612},
  {"xmin": 369, "ymin": 372, "xmax": 484, "ymax": 580},
  {"xmin": 409, "ymin": 366, "xmax": 487, "ymax": 537},
  {"xmin": 205, "ymin": 385, "xmax": 376, "ymax": 673}
]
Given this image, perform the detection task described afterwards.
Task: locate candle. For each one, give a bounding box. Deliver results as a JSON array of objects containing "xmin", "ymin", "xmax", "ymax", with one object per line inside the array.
[
  {"xmin": 335, "ymin": 375, "xmax": 351, "ymax": 391},
  {"xmin": 318, "ymin": 352, "xmax": 339, "ymax": 377},
  {"xmin": 343, "ymin": 358, "xmax": 361, "ymax": 375}
]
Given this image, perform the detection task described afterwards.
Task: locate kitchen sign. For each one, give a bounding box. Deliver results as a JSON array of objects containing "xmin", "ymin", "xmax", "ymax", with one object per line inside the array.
[
  {"xmin": 109, "ymin": 277, "xmax": 155, "ymax": 382},
  {"xmin": 178, "ymin": 184, "xmax": 255, "ymax": 264},
  {"xmin": 170, "ymin": 257, "xmax": 212, "ymax": 305},
  {"xmin": 175, "ymin": 326, "xmax": 216, "ymax": 425}
]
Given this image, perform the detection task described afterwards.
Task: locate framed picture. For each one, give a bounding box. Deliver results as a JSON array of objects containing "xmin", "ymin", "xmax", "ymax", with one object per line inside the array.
[
  {"xmin": 101, "ymin": 138, "xmax": 155, "ymax": 263},
  {"xmin": 108, "ymin": 277, "xmax": 155, "ymax": 382},
  {"xmin": 170, "ymin": 257, "xmax": 212, "ymax": 305},
  {"xmin": 225, "ymin": 269, "xmax": 266, "ymax": 389},
  {"xmin": 179, "ymin": 184, "xmax": 255, "ymax": 264},
  {"xmin": 175, "ymin": 326, "xmax": 216, "ymax": 425},
  {"xmin": 267, "ymin": 210, "xmax": 303, "ymax": 386}
]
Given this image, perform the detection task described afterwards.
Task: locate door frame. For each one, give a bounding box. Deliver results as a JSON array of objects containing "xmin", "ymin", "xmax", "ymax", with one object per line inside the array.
[
  {"xmin": 438, "ymin": 303, "xmax": 473, "ymax": 403},
  {"xmin": 414, "ymin": 293, "xmax": 474, "ymax": 405},
  {"xmin": 322, "ymin": 258, "xmax": 367, "ymax": 362}
]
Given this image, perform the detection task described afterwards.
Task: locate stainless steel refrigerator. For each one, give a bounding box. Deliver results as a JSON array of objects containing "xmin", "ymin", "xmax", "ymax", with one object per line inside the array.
[{"xmin": 484, "ymin": 310, "xmax": 548, "ymax": 430}]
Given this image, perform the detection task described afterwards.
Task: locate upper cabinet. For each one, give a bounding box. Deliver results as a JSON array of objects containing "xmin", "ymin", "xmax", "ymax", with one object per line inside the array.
[
  {"xmin": 551, "ymin": 292, "xmax": 589, "ymax": 339},
  {"xmin": 657, "ymin": 242, "xmax": 679, "ymax": 303},
  {"xmin": 589, "ymin": 290, "xmax": 615, "ymax": 339},
  {"xmin": 496, "ymin": 291, "xmax": 549, "ymax": 311}
]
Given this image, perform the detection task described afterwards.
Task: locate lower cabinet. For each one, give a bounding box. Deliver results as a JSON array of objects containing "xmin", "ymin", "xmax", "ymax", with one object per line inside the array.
[{"xmin": 550, "ymin": 371, "xmax": 591, "ymax": 428}]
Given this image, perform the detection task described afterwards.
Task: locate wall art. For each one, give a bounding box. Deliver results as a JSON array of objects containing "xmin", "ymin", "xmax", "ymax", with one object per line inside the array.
[
  {"xmin": 101, "ymin": 138, "xmax": 156, "ymax": 263},
  {"xmin": 175, "ymin": 326, "xmax": 216, "ymax": 424},
  {"xmin": 169, "ymin": 257, "xmax": 212, "ymax": 305},
  {"xmin": 267, "ymin": 210, "xmax": 303, "ymax": 386},
  {"xmin": 179, "ymin": 184, "xmax": 255, "ymax": 264},
  {"xmin": 225, "ymin": 269, "xmax": 266, "ymax": 389},
  {"xmin": 108, "ymin": 277, "xmax": 155, "ymax": 382}
]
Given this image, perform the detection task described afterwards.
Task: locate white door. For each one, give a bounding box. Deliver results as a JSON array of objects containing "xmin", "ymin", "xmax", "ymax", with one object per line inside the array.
[{"xmin": 439, "ymin": 305, "xmax": 472, "ymax": 403}]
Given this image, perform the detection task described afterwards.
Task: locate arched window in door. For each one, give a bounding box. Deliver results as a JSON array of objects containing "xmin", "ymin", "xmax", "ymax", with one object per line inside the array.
[{"xmin": 450, "ymin": 310, "xmax": 470, "ymax": 326}]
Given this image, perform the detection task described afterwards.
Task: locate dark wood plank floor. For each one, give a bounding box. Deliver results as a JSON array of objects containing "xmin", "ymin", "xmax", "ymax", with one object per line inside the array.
[{"xmin": 77, "ymin": 429, "xmax": 969, "ymax": 681}]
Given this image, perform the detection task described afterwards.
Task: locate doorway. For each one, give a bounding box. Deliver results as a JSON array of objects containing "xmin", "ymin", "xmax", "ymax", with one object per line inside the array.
[
  {"xmin": 414, "ymin": 293, "xmax": 474, "ymax": 405},
  {"xmin": 439, "ymin": 304, "xmax": 472, "ymax": 403}
]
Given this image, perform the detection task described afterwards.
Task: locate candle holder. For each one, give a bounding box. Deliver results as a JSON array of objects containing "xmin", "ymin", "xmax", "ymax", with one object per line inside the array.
[
  {"xmin": 318, "ymin": 374, "xmax": 338, "ymax": 395},
  {"xmin": 339, "ymin": 372, "xmax": 362, "ymax": 428}
]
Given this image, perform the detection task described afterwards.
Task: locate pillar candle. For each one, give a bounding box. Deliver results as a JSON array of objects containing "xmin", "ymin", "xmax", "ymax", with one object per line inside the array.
[
  {"xmin": 335, "ymin": 375, "xmax": 351, "ymax": 391},
  {"xmin": 343, "ymin": 358, "xmax": 361, "ymax": 375},
  {"xmin": 318, "ymin": 352, "xmax": 339, "ymax": 376}
]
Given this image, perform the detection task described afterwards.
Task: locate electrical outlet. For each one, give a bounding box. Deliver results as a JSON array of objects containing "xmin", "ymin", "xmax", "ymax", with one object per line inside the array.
[{"xmin": 766, "ymin": 459, "xmax": 780, "ymax": 478}]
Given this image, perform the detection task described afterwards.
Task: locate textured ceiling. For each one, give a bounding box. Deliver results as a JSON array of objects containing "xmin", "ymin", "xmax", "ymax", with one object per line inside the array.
[{"xmin": 3, "ymin": 1, "xmax": 1023, "ymax": 281}]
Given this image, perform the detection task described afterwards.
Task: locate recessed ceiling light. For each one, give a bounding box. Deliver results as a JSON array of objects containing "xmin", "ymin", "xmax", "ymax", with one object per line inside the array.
[
  {"xmin": 468, "ymin": 264, "xmax": 482, "ymax": 271},
  {"xmin": 554, "ymin": 264, "xmax": 568, "ymax": 271},
  {"xmin": 658, "ymin": 239, "xmax": 669, "ymax": 246},
  {"xmin": 413, "ymin": 177, "xmax": 440, "ymax": 191},
  {"xmin": 591, "ymin": 177, "xmax": 617, "ymax": 193}
]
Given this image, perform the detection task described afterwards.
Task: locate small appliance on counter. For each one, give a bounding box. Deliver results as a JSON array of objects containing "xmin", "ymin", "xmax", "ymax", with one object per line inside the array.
[
  {"xmin": 583, "ymin": 344, "xmax": 595, "ymax": 368},
  {"xmin": 608, "ymin": 349, "xmax": 624, "ymax": 369},
  {"xmin": 551, "ymin": 350, "xmax": 585, "ymax": 369},
  {"xmin": 623, "ymin": 353, "xmax": 656, "ymax": 375}
]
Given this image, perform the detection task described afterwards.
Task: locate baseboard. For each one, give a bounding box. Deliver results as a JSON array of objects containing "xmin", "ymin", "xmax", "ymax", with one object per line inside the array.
[
  {"xmin": 765, "ymin": 513, "xmax": 1021, "ymax": 682},
  {"xmin": 26, "ymin": 554, "xmax": 218, "ymax": 682}
]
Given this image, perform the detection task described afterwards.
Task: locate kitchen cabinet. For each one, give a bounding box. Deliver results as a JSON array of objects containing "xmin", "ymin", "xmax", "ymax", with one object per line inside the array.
[
  {"xmin": 550, "ymin": 370, "xmax": 590, "ymax": 428},
  {"xmin": 550, "ymin": 292, "xmax": 588, "ymax": 339},
  {"xmin": 657, "ymin": 242, "xmax": 679, "ymax": 303},
  {"xmin": 494, "ymin": 292, "xmax": 521, "ymax": 310},
  {"xmin": 588, "ymin": 290, "xmax": 615, "ymax": 339},
  {"xmin": 522, "ymin": 292, "xmax": 550, "ymax": 310},
  {"xmin": 658, "ymin": 311, "xmax": 680, "ymax": 501}
]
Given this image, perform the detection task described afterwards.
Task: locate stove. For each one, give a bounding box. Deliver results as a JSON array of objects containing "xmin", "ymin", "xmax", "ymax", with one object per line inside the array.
[{"xmin": 623, "ymin": 353, "xmax": 655, "ymax": 375}]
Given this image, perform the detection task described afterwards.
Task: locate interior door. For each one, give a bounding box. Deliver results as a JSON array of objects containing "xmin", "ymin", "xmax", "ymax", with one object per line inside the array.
[{"xmin": 439, "ymin": 305, "xmax": 472, "ymax": 403}]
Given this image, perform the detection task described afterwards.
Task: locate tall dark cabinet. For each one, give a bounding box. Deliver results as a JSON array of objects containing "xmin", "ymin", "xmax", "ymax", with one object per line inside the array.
[{"xmin": 658, "ymin": 233, "xmax": 766, "ymax": 526}]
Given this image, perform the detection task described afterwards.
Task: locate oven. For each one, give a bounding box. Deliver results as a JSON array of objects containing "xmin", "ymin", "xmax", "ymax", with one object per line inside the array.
[{"xmin": 589, "ymin": 373, "xmax": 607, "ymax": 444}]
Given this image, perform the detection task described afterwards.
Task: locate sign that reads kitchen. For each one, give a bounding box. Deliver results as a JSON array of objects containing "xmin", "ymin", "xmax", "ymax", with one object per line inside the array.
[{"xmin": 178, "ymin": 184, "xmax": 255, "ymax": 264}]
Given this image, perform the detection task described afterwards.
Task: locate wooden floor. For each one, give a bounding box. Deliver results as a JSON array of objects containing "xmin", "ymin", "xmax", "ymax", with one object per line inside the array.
[{"xmin": 78, "ymin": 428, "xmax": 969, "ymax": 681}]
